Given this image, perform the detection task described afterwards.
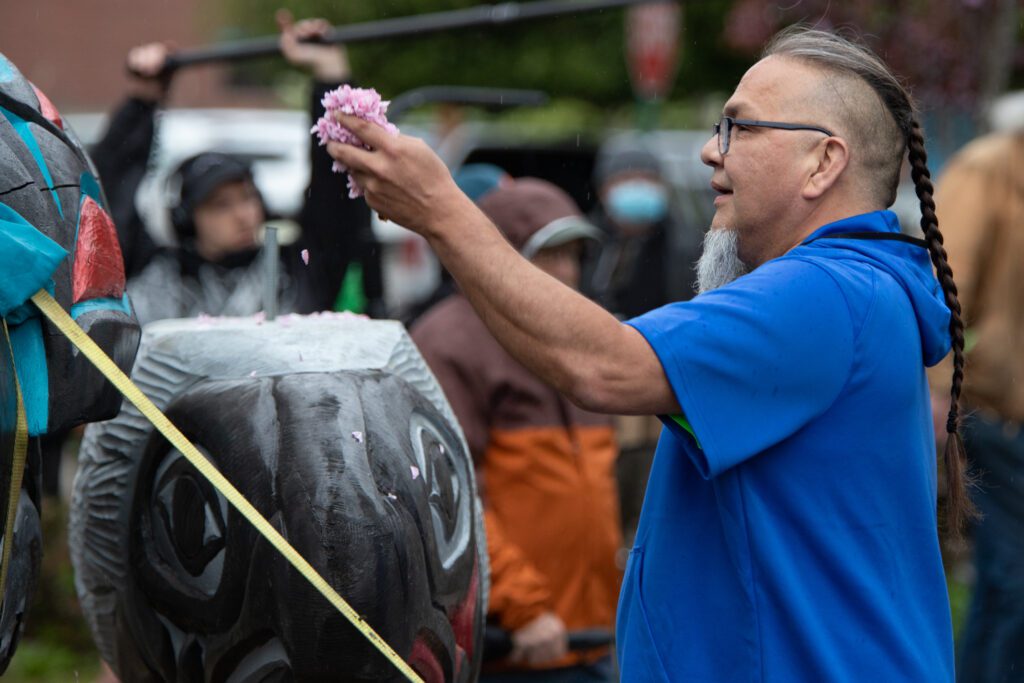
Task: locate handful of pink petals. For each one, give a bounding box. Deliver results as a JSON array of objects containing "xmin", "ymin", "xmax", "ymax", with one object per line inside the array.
[{"xmin": 311, "ymin": 85, "xmax": 399, "ymax": 198}]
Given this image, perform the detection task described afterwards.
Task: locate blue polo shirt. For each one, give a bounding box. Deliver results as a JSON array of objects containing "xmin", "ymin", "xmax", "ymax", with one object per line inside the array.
[{"xmin": 620, "ymin": 211, "xmax": 954, "ymax": 682}]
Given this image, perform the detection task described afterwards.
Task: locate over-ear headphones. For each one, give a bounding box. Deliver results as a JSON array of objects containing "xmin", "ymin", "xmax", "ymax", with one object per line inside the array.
[
  {"xmin": 167, "ymin": 170, "xmax": 190, "ymax": 238},
  {"xmin": 166, "ymin": 152, "xmax": 256, "ymax": 242}
]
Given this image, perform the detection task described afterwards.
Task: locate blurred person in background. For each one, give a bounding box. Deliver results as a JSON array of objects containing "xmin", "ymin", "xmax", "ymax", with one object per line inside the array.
[
  {"xmin": 454, "ymin": 162, "xmax": 513, "ymax": 203},
  {"xmin": 931, "ymin": 123, "xmax": 1024, "ymax": 682},
  {"xmin": 92, "ymin": 11, "xmax": 382, "ymax": 326},
  {"xmin": 583, "ymin": 137, "xmax": 704, "ymax": 547},
  {"xmin": 584, "ymin": 135, "xmax": 703, "ymax": 320},
  {"xmin": 412, "ymin": 178, "xmax": 619, "ymax": 682}
]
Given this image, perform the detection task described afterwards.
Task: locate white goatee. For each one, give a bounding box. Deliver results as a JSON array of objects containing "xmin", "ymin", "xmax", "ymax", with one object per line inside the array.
[{"xmin": 695, "ymin": 228, "xmax": 749, "ymax": 293}]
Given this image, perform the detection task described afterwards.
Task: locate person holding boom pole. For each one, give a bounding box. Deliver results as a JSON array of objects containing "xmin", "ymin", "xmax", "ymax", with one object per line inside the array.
[{"xmin": 93, "ymin": 12, "xmax": 382, "ymax": 326}]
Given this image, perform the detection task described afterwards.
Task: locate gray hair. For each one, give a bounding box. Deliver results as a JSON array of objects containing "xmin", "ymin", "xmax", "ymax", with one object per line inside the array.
[{"xmin": 763, "ymin": 26, "xmax": 913, "ymax": 207}]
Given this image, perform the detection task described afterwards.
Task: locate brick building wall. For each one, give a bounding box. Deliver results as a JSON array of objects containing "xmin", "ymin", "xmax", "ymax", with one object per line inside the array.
[{"xmin": 1, "ymin": 0, "xmax": 277, "ymax": 112}]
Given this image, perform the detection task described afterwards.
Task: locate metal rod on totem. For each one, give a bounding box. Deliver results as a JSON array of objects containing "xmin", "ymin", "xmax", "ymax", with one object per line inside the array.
[
  {"xmin": 159, "ymin": 0, "xmax": 662, "ymax": 71},
  {"xmin": 262, "ymin": 225, "xmax": 279, "ymax": 321}
]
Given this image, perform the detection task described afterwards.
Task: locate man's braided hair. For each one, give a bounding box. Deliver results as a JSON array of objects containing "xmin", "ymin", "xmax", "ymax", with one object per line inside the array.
[{"xmin": 763, "ymin": 27, "xmax": 975, "ymax": 535}]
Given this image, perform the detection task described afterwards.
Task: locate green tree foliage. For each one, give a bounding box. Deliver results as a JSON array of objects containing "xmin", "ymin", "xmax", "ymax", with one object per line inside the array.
[{"xmin": 222, "ymin": 0, "xmax": 750, "ymax": 105}]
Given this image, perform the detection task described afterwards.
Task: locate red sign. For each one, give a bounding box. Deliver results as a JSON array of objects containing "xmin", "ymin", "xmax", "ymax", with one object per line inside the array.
[{"xmin": 626, "ymin": 1, "xmax": 682, "ymax": 101}]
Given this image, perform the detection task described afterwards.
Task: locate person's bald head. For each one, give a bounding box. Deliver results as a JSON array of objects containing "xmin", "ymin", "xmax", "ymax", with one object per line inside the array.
[{"xmin": 763, "ymin": 28, "xmax": 913, "ymax": 207}]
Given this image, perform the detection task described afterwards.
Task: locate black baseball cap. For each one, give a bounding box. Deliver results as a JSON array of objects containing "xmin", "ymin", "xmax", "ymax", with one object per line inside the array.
[{"xmin": 176, "ymin": 152, "xmax": 253, "ymax": 214}]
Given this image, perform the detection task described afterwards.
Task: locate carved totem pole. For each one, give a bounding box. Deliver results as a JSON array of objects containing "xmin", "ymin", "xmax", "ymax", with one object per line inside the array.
[
  {"xmin": 0, "ymin": 52, "xmax": 140, "ymax": 671},
  {"xmin": 72, "ymin": 314, "xmax": 487, "ymax": 682}
]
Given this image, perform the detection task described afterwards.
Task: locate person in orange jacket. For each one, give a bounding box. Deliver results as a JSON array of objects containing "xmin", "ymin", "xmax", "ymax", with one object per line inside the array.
[{"xmin": 412, "ymin": 178, "xmax": 621, "ymax": 682}]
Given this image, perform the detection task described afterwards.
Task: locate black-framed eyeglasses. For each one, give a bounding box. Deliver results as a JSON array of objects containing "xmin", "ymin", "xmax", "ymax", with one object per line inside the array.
[{"xmin": 713, "ymin": 115, "xmax": 835, "ymax": 155}]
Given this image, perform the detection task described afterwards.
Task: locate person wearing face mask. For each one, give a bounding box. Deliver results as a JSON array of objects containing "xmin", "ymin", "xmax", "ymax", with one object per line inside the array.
[{"xmin": 583, "ymin": 135, "xmax": 702, "ymax": 321}]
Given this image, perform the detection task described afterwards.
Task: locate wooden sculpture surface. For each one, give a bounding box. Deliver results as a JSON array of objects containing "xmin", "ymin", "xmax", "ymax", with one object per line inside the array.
[
  {"xmin": 0, "ymin": 52, "xmax": 140, "ymax": 671},
  {"xmin": 72, "ymin": 314, "xmax": 487, "ymax": 682}
]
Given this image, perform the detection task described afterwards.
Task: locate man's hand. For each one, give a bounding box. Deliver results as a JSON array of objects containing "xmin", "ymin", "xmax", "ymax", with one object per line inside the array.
[
  {"xmin": 509, "ymin": 611, "xmax": 568, "ymax": 667},
  {"xmin": 125, "ymin": 42, "xmax": 174, "ymax": 102},
  {"xmin": 277, "ymin": 10, "xmax": 351, "ymax": 83},
  {"xmin": 325, "ymin": 115, "xmax": 479, "ymax": 238}
]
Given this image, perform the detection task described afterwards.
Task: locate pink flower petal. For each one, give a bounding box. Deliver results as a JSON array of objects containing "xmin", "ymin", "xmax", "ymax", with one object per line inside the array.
[
  {"xmin": 301, "ymin": 249, "xmax": 310, "ymax": 265},
  {"xmin": 410, "ymin": 465, "xmax": 420, "ymax": 480},
  {"xmin": 311, "ymin": 85, "xmax": 400, "ymax": 197}
]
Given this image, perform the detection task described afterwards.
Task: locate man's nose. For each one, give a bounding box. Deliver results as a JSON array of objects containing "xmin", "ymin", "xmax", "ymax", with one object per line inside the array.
[{"xmin": 700, "ymin": 134, "xmax": 722, "ymax": 167}]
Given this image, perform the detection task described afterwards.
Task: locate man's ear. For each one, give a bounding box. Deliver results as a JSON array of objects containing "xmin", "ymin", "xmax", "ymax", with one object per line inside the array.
[{"xmin": 802, "ymin": 137, "xmax": 850, "ymax": 200}]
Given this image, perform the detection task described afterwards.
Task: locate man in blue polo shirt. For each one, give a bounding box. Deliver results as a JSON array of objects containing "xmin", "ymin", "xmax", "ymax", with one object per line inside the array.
[
  {"xmin": 326, "ymin": 27, "xmax": 967, "ymax": 683},
  {"xmin": 617, "ymin": 204, "xmax": 953, "ymax": 680}
]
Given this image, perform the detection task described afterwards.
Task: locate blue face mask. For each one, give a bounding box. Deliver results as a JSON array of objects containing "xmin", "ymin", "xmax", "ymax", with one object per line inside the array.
[{"xmin": 605, "ymin": 181, "xmax": 668, "ymax": 225}]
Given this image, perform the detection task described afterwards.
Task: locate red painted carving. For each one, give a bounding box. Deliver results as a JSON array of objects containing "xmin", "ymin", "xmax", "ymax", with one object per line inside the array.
[
  {"xmin": 450, "ymin": 558, "xmax": 479, "ymax": 662},
  {"xmin": 409, "ymin": 637, "xmax": 445, "ymax": 683},
  {"xmin": 31, "ymin": 84, "xmax": 63, "ymax": 130},
  {"xmin": 73, "ymin": 196, "xmax": 125, "ymax": 303}
]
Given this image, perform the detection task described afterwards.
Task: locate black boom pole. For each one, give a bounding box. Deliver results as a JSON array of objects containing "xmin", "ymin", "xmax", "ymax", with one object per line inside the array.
[
  {"xmin": 163, "ymin": 0, "xmax": 663, "ymax": 71},
  {"xmin": 387, "ymin": 86, "xmax": 549, "ymax": 120}
]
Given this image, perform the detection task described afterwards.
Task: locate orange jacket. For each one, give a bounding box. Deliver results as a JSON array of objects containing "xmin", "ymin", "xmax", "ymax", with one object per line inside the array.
[{"xmin": 412, "ymin": 294, "xmax": 622, "ymax": 669}]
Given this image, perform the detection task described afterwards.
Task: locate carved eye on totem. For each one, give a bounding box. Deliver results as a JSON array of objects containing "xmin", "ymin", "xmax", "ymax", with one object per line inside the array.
[
  {"xmin": 409, "ymin": 413, "xmax": 471, "ymax": 574},
  {"xmin": 150, "ymin": 448, "xmax": 228, "ymax": 595}
]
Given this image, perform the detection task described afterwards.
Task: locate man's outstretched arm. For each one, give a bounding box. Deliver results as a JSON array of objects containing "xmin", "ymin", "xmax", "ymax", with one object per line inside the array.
[{"xmin": 327, "ymin": 116, "xmax": 679, "ymax": 416}]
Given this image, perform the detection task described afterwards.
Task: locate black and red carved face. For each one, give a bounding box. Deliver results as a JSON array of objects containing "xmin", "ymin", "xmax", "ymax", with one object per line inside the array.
[
  {"xmin": 71, "ymin": 317, "xmax": 486, "ymax": 682},
  {"xmin": 0, "ymin": 52, "xmax": 140, "ymax": 435},
  {"xmin": 0, "ymin": 53, "xmax": 139, "ymax": 673}
]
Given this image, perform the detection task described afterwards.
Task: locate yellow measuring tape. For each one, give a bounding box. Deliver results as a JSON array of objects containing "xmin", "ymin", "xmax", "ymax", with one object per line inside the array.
[
  {"xmin": 0, "ymin": 321, "xmax": 28, "ymax": 604},
  {"xmin": 30, "ymin": 290, "xmax": 423, "ymax": 682}
]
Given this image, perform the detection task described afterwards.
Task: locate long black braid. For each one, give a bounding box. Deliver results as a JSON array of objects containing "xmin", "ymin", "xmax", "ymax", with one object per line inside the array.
[
  {"xmin": 765, "ymin": 26, "xmax": 976, "ymax": 535},
  {"xmin": 906, "ymin": 119, "xmax": 976, "ymax": 533}
]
